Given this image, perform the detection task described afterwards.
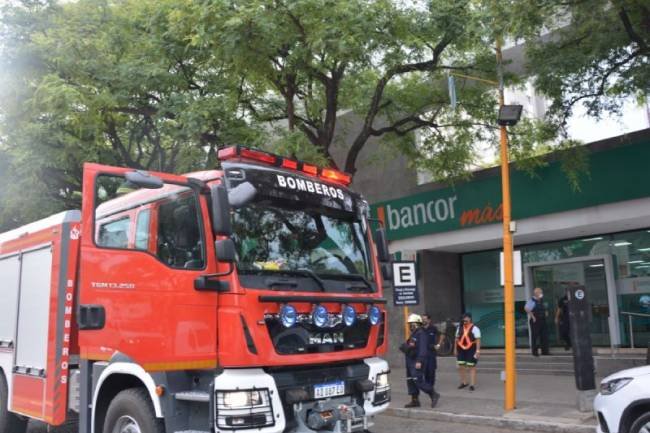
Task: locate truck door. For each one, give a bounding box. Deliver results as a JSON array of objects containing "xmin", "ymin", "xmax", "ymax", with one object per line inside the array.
[{"xmin": 78, "ymin": 163, "xmax": 219, "ymax": 371}]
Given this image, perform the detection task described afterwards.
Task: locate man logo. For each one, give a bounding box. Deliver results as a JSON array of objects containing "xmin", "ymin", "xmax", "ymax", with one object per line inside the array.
[{"xmin": 309, "ymin": 332, "xmax": 344, "ymax": 345}]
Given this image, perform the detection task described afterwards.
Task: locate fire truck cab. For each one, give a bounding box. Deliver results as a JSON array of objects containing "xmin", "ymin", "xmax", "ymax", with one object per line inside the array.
[{"xmin": 0, "ymin": 146, "xmax": 391, "ymax": 433}]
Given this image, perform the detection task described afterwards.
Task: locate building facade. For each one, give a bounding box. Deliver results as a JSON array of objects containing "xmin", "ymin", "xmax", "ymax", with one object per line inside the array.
[{"xmin": 370, "ymin": 129, "xmax": 650, "ymax": 358}]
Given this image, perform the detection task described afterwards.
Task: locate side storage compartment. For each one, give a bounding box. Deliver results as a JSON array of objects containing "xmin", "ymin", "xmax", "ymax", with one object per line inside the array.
[{"xmin": 0, "ymin": 211, "xmax": 81, "ymax": 426}]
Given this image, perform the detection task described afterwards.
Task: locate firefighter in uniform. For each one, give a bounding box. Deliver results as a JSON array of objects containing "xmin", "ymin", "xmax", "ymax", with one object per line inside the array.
[
  {"xmin": 422, "ymin": 313, "xmax": 442, "ymax": 405},
  {"xmin": 454, "ymin": 313, "xmax": 481, "ymax": 391},
  {"xmin": 525, "ymin": 287, "xmax": 550, "ymax": 356},
  {"xmin": 401, "ymin": 314, "xmax": 438, "ymax": 408}
]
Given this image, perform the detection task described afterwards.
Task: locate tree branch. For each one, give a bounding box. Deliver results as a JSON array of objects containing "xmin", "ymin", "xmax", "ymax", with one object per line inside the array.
[
  {"xmin": 619, "ymin": 6, "xmax": 648, "ymax": 53},
  {"xmin": 344, "ymin": 34, "xmax": 453, "ymax": 173}
]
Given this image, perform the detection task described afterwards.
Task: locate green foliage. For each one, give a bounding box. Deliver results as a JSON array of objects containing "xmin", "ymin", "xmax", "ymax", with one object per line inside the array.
[
  {"xmin": 521, "ymin": 0, "xmax": 649, "ymax": 128},
  {"xmin": 0, "ymin": 0, "xmax": 262, "ymax": 229},
  {"xmin": 1, "ymin": 0, "xmax": 643, "ymax": 231}
]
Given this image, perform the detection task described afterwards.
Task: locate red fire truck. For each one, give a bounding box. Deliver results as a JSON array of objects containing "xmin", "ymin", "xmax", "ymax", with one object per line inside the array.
[{"xmin": 0, "ymin": 146, "xmax": 391, "ymax": 433}]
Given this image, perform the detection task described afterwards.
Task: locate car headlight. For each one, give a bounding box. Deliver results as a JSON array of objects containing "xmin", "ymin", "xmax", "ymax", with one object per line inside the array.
[{"xmin": 600, "ymin": 377, "xmax": 632, "ymax": 395}]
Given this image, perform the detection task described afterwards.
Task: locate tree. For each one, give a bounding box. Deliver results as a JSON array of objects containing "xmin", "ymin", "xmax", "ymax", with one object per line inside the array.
[
  {"xmin": 4, "ymin": 0, "xmax": 639, "ymax": 231},
  {"xmin": 520, "ymin": 0, "xmax": 649, "ymax": 130},
  {"xmin": 186, "ymin": 0, "xmax": 531, "ymax": 175},
  {"xmin": 0, "ymin": 0, "xmax": 261, "ymax": 225}
]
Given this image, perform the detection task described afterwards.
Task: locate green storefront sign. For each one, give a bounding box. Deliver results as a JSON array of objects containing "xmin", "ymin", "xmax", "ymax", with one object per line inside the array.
[{"xmin": 372, "ymin": 139, "xmax": 650, "ymax": 241}]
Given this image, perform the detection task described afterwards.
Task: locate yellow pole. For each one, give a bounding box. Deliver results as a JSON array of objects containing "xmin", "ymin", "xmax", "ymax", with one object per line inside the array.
[
  {"xmin": 496, "ymin": 37, "xmax": 517, "ymax": 411},
  {"xmin": 403, "ymin": 306, "xmax": 410, "ymax": 340}
]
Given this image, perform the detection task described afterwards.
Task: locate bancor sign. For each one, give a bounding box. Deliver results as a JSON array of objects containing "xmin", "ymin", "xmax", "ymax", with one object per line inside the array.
[{"xmin": 372, "ymin": 137, "xmax": 650, "ymax": 241}]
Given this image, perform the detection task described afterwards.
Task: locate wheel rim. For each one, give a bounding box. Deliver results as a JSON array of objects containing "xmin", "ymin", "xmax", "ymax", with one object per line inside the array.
[
  {"xmin": 640, "ymin": 421, "xmax": 650, "ymax": 433},
  {"xmin": 112, "ymin": 415, "xmax": 141, "ymax": 433}
]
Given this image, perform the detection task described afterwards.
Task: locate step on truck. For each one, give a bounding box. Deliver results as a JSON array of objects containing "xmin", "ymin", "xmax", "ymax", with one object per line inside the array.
[{"xmin": 0, "ymin": 146, "xmax": 391, "ymax": 433}]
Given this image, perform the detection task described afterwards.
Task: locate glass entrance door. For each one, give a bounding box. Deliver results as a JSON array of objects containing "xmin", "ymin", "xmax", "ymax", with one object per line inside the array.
[{"xmin": 531, "ymin": 259, "xmax": 611, "ymax": 347}]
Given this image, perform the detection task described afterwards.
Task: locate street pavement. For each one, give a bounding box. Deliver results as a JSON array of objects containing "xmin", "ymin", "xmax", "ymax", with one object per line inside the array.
[
  {"xmin": 373, "ymin": 413, "xmax": 552, "ymax": 433},
  {"xmin": 387, "ymin": 367, "xmax": 597, "ymax": 432}
]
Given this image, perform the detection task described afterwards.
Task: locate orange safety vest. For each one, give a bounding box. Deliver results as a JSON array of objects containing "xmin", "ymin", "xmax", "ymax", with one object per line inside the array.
[{"xmin": 457, "ymin": 324, "xmax": 476, "ymax": 350}]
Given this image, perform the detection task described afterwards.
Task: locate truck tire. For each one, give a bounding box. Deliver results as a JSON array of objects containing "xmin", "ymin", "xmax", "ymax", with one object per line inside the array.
[
  {"xmin": 102, "ymin": 389, "xmax": 163, "ymax": 433},
  {"xmin": 630, "ymin": 411, "xmax": 650, "ymax": 433},
  {"xmin": 0, "ymin": 373, "xmax": 27, "ymax": 433}
]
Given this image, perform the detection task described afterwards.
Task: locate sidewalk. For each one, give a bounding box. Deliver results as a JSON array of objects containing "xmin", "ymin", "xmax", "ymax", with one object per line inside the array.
[{"xmin": 385, "ymin": 368, "xmax": 597, "ymax": 433}]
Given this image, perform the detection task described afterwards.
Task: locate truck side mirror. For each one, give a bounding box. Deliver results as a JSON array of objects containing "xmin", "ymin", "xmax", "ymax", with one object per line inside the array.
[
  {"xmin": 215, "ymin": 239, "xmax": 236, "ymax": 262},
  {"xmin": 211, "ymin": 185, "xmax": 232, "ymax": 236},
  {"xmin": 374, "ymin": 228, "xmax": 390, "ymax": 263},
  {"xmin": 125, "ymin": 170, "xmax": 164, "ymax": 189},
  {"xmin": 228, "ymin": 181, "xmax": 257, "ymax": 208}
]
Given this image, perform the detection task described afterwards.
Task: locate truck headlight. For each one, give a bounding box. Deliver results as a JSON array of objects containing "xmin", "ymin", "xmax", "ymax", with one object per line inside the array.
[
  {"xmin": 373, "ymin": 372, "xmax": 390, "ymax": 405},
  {"xmin": 368, "ymin": 306, "xmax": 381, "ymax": 325},
  {"xmin": 216, "ymin": 389, "xmax": 274, "ymax": 429},
  {"xmin": 223, "ymin": 390, "xmax": 263, "ymax": 407},
  {"xmin": 279, "ymin": 304, "xmax": 297, "ymax": 328},
  {"xmin": 600, "ymin": 377, "xmax": 632, "ymax": 395}
]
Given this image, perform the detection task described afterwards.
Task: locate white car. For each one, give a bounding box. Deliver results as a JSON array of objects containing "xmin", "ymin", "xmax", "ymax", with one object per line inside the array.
[{"xmin": 594, "ymin": 365, "xmax": 650, "ymax": 433}]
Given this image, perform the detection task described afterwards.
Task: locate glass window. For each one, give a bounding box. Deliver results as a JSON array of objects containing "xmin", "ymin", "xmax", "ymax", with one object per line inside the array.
[
  {"xmin": 134, "ymin": 210, "xmax": 150, "ymax": 250},
  {"xmin": 98, "ymin": 217, "xmax": 130, "ymax": 248},
  {"xmin": 231, "ymin": 202, "xmax": 374, "ymax": 292},
  {"xmin": 461, "ymin": 228, "xmax": 650, "ymax": 348},
  {"xmin": 156, "ymin": 195, "xmax": 204, "ymax": 269},
  {"xmin": 95, "ymin": 174, "xmax": 204, "ymax": 270}
]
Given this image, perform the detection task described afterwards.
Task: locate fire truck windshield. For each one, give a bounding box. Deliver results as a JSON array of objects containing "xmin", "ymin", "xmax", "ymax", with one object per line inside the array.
[{"xmin": 231, "ymin": 202, "xmax": 375, "ymax": 292}]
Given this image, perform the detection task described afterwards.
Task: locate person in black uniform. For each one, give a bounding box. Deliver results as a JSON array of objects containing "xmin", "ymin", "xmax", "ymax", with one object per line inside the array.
[
  {"xmin": 555, "ymin": 289, "xmax": 571, "ymax": 350},
  {"xmin": 401, "ymin": 314, "xmax": 437, "ymax": 408},
  {"xmin": 422, "ymin": 314, "xmax": 441, "ymax": 406},
  {"xmin": 525, "ymin": 287, "xmax": 550, "ymax": 356}
]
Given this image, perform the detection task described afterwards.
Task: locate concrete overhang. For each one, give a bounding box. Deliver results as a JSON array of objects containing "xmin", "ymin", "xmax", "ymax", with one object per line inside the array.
[{"xmin": 390, "ymin": 196, "xmax": 650, "ymax": 254}]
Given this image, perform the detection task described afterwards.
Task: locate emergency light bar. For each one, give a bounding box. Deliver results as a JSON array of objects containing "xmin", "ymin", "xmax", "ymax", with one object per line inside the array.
[{"xmin": 218, "ymin": 145, "xmax": 352, "ymax": 186}]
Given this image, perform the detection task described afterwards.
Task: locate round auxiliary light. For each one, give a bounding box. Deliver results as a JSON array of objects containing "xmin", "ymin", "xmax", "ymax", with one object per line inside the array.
[
  {"xmin": 342, "ymin": 305, "xmax": 356, "ymax": 327},
  {"xmin": 279, "ymin": 304, "xmax": 297, "ymax": 328},
  {"xmin": 312, "ymin": 305, "xmax": 329, "ymax": 328},
  {"xmin": 368, "ymin": 306, "xmax": 382, "ymax": 326}
]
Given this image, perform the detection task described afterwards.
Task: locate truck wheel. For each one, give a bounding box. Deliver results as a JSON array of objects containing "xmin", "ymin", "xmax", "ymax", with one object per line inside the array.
[
  {"xmin": 0, "ymin": 373, "xmax": 27, "ymax": 433},
  {"xmin": 630, "ymin": 412, "xmax": 650, "ymax": 433},
  {"xmin": 102, "ymin": 389, "xmax": 163, "ymax": 433}
]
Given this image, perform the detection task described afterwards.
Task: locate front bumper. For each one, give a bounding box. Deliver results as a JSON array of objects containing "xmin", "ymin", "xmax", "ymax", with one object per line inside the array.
[
  {"xmin": 594, "ymin": 392, "xmax": 620, "ymax": 433},
  {"xmin": 213, "ymin": 357, "xmax": 390, "ymax": 433}
]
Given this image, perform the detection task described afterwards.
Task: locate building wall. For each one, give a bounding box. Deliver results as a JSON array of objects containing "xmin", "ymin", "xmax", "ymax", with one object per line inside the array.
[{"xmin": 328, "ymin": 111, "xmax": 419, "ymax": 204}]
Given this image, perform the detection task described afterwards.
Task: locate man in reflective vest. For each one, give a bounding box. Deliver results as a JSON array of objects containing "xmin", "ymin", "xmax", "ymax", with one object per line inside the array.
[
  {"xmin": 401, "ymin": 314, "xmax": 439, "ymax": 408},
  {"xmin": 454, "ymin": 312, "xmax": 481, "ymax": 391}
]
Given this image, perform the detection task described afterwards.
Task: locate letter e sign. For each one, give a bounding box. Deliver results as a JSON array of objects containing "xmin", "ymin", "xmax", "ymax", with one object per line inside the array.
[{"xmin": 392, "ymin": 262, "xmax": 417, "ymax": 287}]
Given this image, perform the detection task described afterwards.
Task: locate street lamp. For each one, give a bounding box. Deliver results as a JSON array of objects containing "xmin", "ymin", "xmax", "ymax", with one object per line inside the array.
[
  {"xmin": 496, "ymin": 41, "xmax": 519, "ymax": 411},
  {"xmin": 497, "ymin": 105, "xmax": 523, "ymax": 126}
]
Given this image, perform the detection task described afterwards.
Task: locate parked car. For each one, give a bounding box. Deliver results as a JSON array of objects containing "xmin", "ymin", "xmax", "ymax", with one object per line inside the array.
[{"xmin": 594, "ymin": 365, "xmax": 650, "ymax": 433}]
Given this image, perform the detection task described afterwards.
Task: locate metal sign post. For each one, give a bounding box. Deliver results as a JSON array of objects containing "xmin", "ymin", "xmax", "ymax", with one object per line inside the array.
[{"xmin": 392, "ymin": 261, "xmax": 420, "ymax": 339}]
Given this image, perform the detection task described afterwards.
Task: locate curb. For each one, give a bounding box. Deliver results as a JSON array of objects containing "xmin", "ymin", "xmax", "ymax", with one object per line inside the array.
[{"xmin": 383, "ymin": 407, "xmax": 595, "ymax": 433}]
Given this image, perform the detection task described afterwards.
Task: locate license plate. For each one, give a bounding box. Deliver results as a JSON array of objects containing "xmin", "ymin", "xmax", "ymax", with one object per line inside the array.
[{"xmin": 314, "ymin": 381, "xmax": 345, "ymax": 399}]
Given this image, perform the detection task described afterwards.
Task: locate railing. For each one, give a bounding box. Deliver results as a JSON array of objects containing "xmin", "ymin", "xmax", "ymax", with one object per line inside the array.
[{"xmin": 620, "ymin": 311, "xmax": 650, "ymax": 349}]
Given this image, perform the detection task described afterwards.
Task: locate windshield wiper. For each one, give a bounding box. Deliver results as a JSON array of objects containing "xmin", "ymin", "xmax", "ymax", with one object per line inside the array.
[
  {"xmin": 240, "ymin": 268, "xmax": 327, "ymax": 291},
  {"xmin": 319, "ymin": 273, "xmax": 374, "ymax": 292}
]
